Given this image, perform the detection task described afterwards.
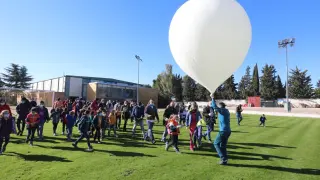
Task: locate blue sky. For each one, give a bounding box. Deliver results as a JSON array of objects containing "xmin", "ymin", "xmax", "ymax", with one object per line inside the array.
[{"xmin": 0, "ymin": 0, "xmax": 319, "ymax": 86}]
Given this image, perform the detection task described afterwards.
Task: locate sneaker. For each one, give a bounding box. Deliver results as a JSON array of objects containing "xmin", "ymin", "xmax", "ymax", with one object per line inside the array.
[
  {"xmin": 152, "ymin": 140, "xmax": 156, "ymax": 144},
  {"xmin": 53, "ymin": 133, "xmax": 57, "ymax": 136},
  {"xmin": 176, "ymin": 150, "xmax": 181, "ymax": 154},
  {"xmin": 62, "ymin": 132, "xmax": 65, "ymax": 135},
  {"xmin": 72, "ymin": 143, "xmax": 78, "ymax": 148},
  {"xmin": 190, "ymin": 148, "xmax": 194, "ymax": 152},
  {"xmin": 0, "ymin": 150, "xmax": 2, "ymax": 155},
  {"xmin": 98, "ymin": 141, "xmax": 101, "ymax": 144},
  {"xmin": 208, "ymin": 140, "xmax": 212, "ymax": 143},
  {"xmin": 165, "ymin": 143, "xmax": 169, "ymax": 151},
  {"xmin": 25, "ymin": 139, "xmax": 29, "ymax": 144},
  {"xmin": 219, "ymin": 160, "xmax": 228, "ymax": 165},
  {"xmin": 160, "ymin": 138, "xmax": 165, "ymax": 142},
  {"xmin": 29, "ymin": 142, "xmax": 33, "ymax": 146}
]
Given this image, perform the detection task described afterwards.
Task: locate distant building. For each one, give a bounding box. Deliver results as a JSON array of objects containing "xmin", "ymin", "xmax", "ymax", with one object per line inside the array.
[{"xmin": 30, "ymin": 75, "xmax": 158, "ymax": 106}]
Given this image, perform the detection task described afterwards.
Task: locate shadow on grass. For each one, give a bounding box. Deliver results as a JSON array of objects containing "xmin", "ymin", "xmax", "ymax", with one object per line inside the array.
[
  {"xmin": 229, "ymin": 142, "xmax": 295, "ymax": 149},
  {"xmin": 228, "ymin": 151, "xmax": 292, "ymax": 160},
  {"xmin": 10, "ymin": 152, "xmax": 72, "ymax": 162},
  {"xmin": 183, "ymin": 152, "xmax": 263, "ymax": 161},
  {"xmin": 245, "ymin": 125, "xmax": 284, "ymax": 129},
  {"xmin": 227, "ymin": 164, "xmax": 320, "ymax": 175},
  {"xmin": 10, "ymin": 137, "xmax": 60, "ymax": 144},
  {"xmin": 35, "ymin": 145, "xmax": 156, "ymax": 157}
]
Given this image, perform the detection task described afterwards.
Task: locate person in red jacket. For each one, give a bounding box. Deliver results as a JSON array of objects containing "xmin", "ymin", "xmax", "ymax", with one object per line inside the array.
[
  {"xmin": 0, "ymin": 98, "xmax": 12, "ymax": 117},
  {"xmin": 165, "ymin": 115, "xmax": 181, "ymax": 153},
  {"xmin": 25, "ymin": 108, "xmax": 40, "ymax": 146},
  {"xmin": 90, "ymin": 98, "xmax": 99, "ymax": 115}
]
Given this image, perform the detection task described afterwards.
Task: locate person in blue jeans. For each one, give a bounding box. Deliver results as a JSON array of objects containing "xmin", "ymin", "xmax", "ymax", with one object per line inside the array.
[
  {"xmin": 131, "ymin": 101, "xmax": 145, "ymax": 138},
  {"xmin": 144, "ymin": 99, "xmax": 159, "ymax": 144},
  {"xmin": 211, "ymin": 95, "xmax": 231, "ymax": 165},
  {"xmin": 66, "ymin": 111, "xmax": 76, "ymax": 141},
  {"xmin": 72, "ymin": 110, "xmax": 93, "ymax": 151},
  {"xmin": 236, "ymin": 104, "xmax": 243, "ymax": 125}
]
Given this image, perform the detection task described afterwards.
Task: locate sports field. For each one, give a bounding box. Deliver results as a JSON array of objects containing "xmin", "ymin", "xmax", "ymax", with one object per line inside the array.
[{"xmin": 0, "ymin": 114, "xmax": 319, "ymax": 180}]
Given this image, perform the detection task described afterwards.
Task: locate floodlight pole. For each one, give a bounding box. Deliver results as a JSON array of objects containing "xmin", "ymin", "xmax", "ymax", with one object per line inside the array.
[
  {"xmin": 135, "ymin": 55, "xmax": 142, "ymax": 103},
  {"xmin": 278, "ymin": 38, "xmax": 295, "ymax": 112}
]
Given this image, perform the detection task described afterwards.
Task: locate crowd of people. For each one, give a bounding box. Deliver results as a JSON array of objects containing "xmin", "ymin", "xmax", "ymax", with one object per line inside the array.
[{"xmin": 0, "ymin": 94, "xmax": 267, "ymax": 165}]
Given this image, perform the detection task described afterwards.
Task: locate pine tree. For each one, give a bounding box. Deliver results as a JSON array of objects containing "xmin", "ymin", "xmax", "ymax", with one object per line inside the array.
[
  {"xmin": 238, "ymin": 66, "xmax": 253, "ymax": 99},
  {"xmin": 213, "ymin": 84, "xmax": 224, "ymax": 99},
  {"xmin": 195, "ymin": 83, "xmax": 210, "ymax": 101},
  {"xmin": 19, "ymin": 66, "xmax": 33, "ymax": 89},
  {"xmin": 0, "ymin": 78, "xmax": 4, "ymax": 88},
  {"xmin": 172, "ymin": 74, "xmax": 183, "ymax": 101},
  {"xmin": 1, "ymin": 63, "xmax": 21, "ymax": 88},
  {"xmin": 288, "ymin": 67, "xmax": 313, "ymax": 98},
  {"xmin": 182, "ymin": 75, "xmax": 196, "ymax": 101},
  {"xmin": 275, "ymin": 75, "xmax": 285, "ymax": 98},
  {"xmin": 260, "ymin": 64, "xmax": 277, "ymax": 100},
  {"xmin": 252, "ymin": 64, "xmax": 260, "ymax": 95},
  {"xmin": 222, "ymin": 75, "xmax": 238, "ymax": 99}
]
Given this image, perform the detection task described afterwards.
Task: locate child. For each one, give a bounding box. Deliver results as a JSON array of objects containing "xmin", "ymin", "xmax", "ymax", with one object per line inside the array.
[
  {"xmin": 236, "ymin": 104, "xmax": 243, "ymax": 126},
  {"xmin": 165, "ymin": 115, "xmax": 181, "ymax": 153},
  {"xmin": 0, "ymin": 110, "xmax": 13, "ymax": 155},
  {"xmin": 259, "ymin": 114, "xmax": 266, "ymax": 127},
  {"xmin": 25, "ymin": 108, "xmax": 40, "ymax": 146},
  {"xmin": 108, "ymin": 110, "xmax": 118, "ymax": 137},
  {"xmin": 72, "ymin": 110, "xmax": 93, "ymax": 151},
  {"xmin": 37, "ymin": 101, "xmax": 49, "ymax": 140},
  {"xmin": 202, "ymin": 101, "xmax": 215, "ymax": 143},
  {"xmin": 61, "ymin": 108, "xmax": 68, "ymax": 135},
  {"xmin": 50, "ymin": 108, "xmax": 61, "ymax": 136},
  {"xmin": 186, "ymin": 102, "xmax": 202, "ymax": 151},
  {"xmin": 66, "ymin": 111, "xmax": 76, "ymax": 141},
  {"xmin": 179, "ymin": 105, "xmax": 187, "ymax": 126},
  {"xmin": 93, "ymin": 109, "xmax": 106, "ymax": 143}
]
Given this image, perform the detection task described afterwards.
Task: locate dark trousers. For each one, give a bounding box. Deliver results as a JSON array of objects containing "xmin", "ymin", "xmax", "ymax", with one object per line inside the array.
[
  {"xmin": 179, "ymin": 118, "xmax": 186, "ymax": 125},
  {"xmin": 62, "ymin": 123, "xmax": 66, "ymax": 133},
  {"xmin": 259, "ymin": 121, "xmax": 265, "ymax": 126},
  {"xmin": 53, "ymin": 123, "xmax": 59, "ymax": 134},
  {"xmin": 166, "ymin": 135, "xmax": 179, "ymax": 151},
  {"xmin": 116, "ymin": 115, "xmax": 121, "ymax": 129},
  {"xmin": 214, "ymin": 131, "xmax": 231, "ymax": 161},
  {"xmin": 94, "ymin": 127, "xmax": 101, "ymax": 142},
  {"xmin": 0, "ymin": 135, "xmax": 10, "ymax": 149},
  {"xmin": 74, "ymin": 131, "xmax": 91, "ymax": 148},
  {"xmin": 123, "ymin": 117, "xmax": 129, "ymax": 132},
  {"xmin": 27, "ymin": 128, "xmax": 37, "ymax": 143},
  {"xmin": 17, "ymin": 118, "xmax": 26, "ymax": 134}
]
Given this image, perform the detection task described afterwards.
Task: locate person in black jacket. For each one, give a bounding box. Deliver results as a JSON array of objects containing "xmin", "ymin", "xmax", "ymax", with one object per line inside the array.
[
  {"xmin": 202, "ymin": 101, "xmax": 215, "ymax": 142},
  {"xmin": 16, "ymin": 97, "xmax": 31, "ymax": 136},
  {"xmin": 0, "ymin": 110, "xmax": 13, "ymax": 155},
  {"xmin": 161, "ymin": 101, "xmax": 178, "ymax": 142},
  {"xmin": 36, "ymin": 101, "xmax": 49, "ymax": 140},
  {"xmin": 131, "ymin": 101, "xmax": 145, "ymax": 138},
  {"xmin": 72, "ymin": 110, "xmax": 93, "ymax": 151}
]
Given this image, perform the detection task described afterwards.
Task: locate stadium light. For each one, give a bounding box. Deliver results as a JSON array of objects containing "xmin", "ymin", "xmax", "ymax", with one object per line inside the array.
[
  {"xmin": 278, "ymin": 38, "xmax": 295, "ymax": 112},
  {"xmin": 135, "ymin": 55, "xmax": 142, "ymax": 103}
]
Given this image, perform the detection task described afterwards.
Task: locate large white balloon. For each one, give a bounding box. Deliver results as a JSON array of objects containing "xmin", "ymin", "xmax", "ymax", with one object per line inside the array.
[{"xmin": 169, "ymin": 0, "xmax": 252, "ymax": 93}]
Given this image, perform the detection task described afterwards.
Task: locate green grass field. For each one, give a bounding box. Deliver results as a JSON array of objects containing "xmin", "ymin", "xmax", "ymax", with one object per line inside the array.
[{"xmin": 0, "ymin": 114, "xmax": 319, "ymax": 180}]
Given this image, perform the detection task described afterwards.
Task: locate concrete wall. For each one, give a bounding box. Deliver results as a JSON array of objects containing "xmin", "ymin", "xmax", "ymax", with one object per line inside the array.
[{"xmin": 87, "ymin": 83, "xmax": 97, "ymax": 102}]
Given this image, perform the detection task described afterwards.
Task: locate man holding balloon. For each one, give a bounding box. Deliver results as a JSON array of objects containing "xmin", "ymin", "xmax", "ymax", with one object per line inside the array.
[{"xmin": 210, "ymin": 94, "xmax": 231, "ymax": 165}]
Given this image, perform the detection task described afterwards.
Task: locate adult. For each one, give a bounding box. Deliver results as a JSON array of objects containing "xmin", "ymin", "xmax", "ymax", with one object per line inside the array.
[
  {"xmin": 144, "ymin": 99, "xmax": 159, "ymax": 144},
  {"xmin": 113, "ymin": 101, "xmax": 122, "ymax": 129},
  {"xmin": 16, "ymin": 97, "xmax": 31, "ymax": 136},
  {"xmin": 129, "ymin": 101, "xmax": 134, "ymax": 123},
  {"xmin": 211, "ymin": 95, "xmax": 231, "ymax": 165},
  {"xmin": 202, "ymin": 101, "xmax": 215, "ymax": 143},
  {"xmin": 0, "ymin": 110, "xmax": 13, "ymax": 155},
  {"xmin": 66, "ymin": 99, "xmax": 73, "ymax": 112},
  {"xmin": 90, "ymin": 98, "xmax": 99, "ymax": 115},
  {"xmin": 0, "ymin": 98, "xmax": 12, "ymax": 117},
  {"xmin": 121, "ymin": 101, "xmax": 131, "ymax": 132},
  {"xmin": 53, "ymin": 98, "xmax": 64, "ymax": 109},
  {"xmin": 132, "ymin": 101, "xmax": 145, "ymax": 138},
  {"xmin": 36, "ymin": 101, "xmax": 49, "ymax": 140},
  {"xmin": 98, "ymin": 99, "xmax": 107, "ymax": 110},
  {"xmin": 161, "ymin": 101, "xmax": 178, "ymax": 142},
  {"xmin": 186, "ymin": 102, "xmax": 202, "ymax": 151},
  {"xmin": 30, "ymin": 98, "xmax": 37, "ymax": 108},
  {"xmin": 236, "ymin": 104, "xmax": 243, "ymax": 126}
]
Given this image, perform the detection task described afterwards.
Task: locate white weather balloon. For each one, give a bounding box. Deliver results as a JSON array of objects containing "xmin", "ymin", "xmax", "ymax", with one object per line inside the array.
[{"xmin": 169, "ymin": 0, "xmax": 252, "ymax": 93}]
